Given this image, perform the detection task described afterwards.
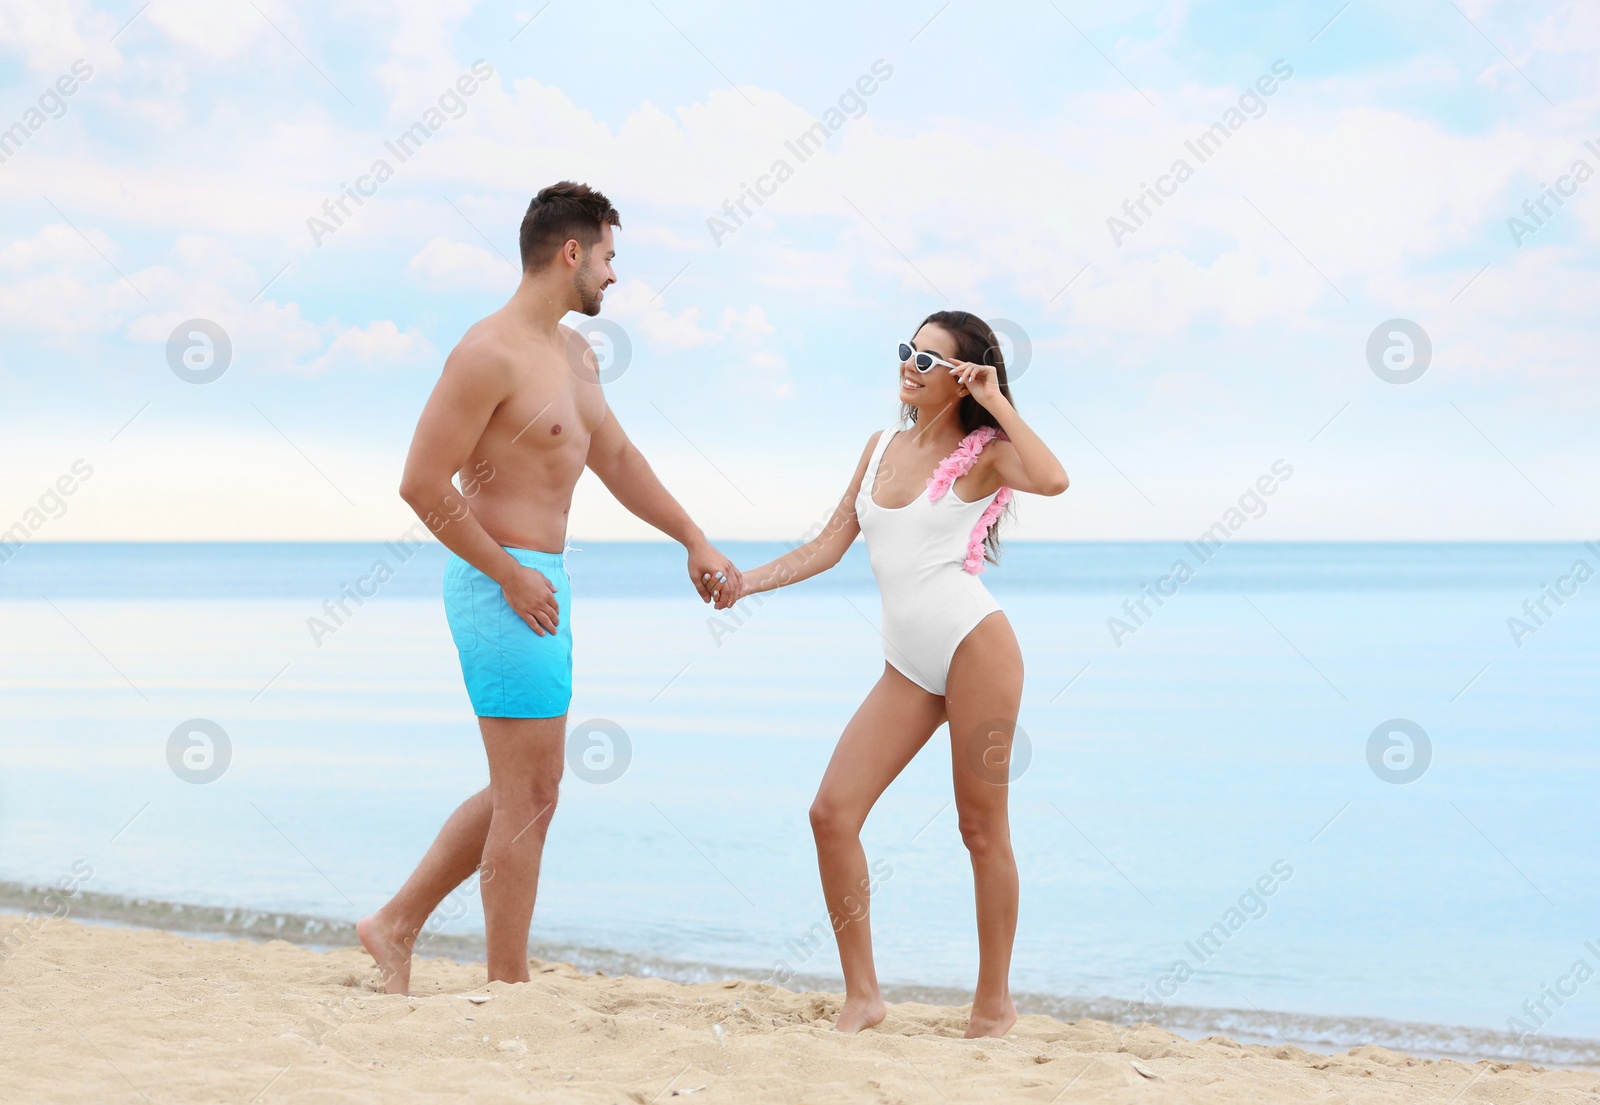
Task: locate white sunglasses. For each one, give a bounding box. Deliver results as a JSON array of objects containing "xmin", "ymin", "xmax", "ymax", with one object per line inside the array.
[{"xmin": 897, "ymin": 341, "xmax": 959, "ymax": 374}]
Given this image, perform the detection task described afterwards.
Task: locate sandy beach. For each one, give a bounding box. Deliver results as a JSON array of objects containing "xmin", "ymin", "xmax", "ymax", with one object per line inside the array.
[{"xmin": 0, "ymin": 919, "xmax": 1592, "ymax": 1104}]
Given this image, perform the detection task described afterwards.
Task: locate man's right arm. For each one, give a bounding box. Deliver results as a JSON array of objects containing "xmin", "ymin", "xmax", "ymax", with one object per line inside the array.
[{"xmin": 398, "ymin": 341, "xmax": 561, "ymax": 634}]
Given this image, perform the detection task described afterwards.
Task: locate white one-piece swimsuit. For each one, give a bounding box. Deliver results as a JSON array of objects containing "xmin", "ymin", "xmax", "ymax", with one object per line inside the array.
[{"xmin": 855, "ymin": 424, "xmax": 1013, "ymax": 696}]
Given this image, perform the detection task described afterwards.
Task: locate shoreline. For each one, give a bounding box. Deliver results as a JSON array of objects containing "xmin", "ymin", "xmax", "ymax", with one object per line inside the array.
[
  {"xmin": 4, "ymin": 883, "xmax": 1594, "ymax": 1073},
  {"xmin": 3, "ymin": 916, "xmax": 1597, "ymax": 1104}
]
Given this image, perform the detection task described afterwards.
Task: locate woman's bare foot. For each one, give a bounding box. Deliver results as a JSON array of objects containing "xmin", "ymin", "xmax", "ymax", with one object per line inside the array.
[
  {"xmin": 964, "ymin": 996, "xmax": 1017, "ymax": 1038},
  {"xmin": 357, "ymin": 913, "xmax": 416, "ymax": 995},
  {"xmin": 835, "ymin": 993, "xmax": 887, "ymax": 1033}
]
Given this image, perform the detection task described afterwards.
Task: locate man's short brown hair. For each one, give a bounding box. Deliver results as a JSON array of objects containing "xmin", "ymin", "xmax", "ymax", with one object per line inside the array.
[{"xmin": 518, "ymin": 181, "xmax": 621, "ymax": 271}]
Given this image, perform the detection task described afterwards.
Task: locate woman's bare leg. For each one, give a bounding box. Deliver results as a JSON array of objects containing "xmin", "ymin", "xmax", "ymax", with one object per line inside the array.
[
  {"xmin": 809, "ymin": 664, "xmax": 946, "ymax": 1032},
  {"xmin": 945, "ymin": 613, "xmax": 1023, "ymax": 1038}
]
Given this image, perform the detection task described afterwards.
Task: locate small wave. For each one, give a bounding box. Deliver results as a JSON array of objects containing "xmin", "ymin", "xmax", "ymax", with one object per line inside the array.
[{"xmin": 5, "ymin": 880, "xmax": 1596, "ymax": 1070}]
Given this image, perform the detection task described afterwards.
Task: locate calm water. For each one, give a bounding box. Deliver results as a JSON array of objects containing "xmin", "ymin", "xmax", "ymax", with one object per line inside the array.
[{"xmin": 2, "ymin": 541, "xmax": 1597, "ymax": 1065}]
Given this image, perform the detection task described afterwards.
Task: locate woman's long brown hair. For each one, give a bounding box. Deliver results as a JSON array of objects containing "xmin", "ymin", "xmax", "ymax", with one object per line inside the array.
[{"xmin": 899, "ymin": 310, "xmax": 1015, "ymax": 564}]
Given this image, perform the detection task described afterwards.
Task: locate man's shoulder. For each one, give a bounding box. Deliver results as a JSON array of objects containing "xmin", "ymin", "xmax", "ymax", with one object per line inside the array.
[
  {"xmin": 445, "ymin": 317, "xmax": 519, "ymax": 381},
  {"xmin": 554, "ymin": 322, "xmax": 599, "ymax": 380}
]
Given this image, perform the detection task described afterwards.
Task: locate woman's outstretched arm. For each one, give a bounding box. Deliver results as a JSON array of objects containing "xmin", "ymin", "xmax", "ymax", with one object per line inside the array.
[{"xmin": 741, "ymin": 432, "xmax": 881, "ymax": 596}]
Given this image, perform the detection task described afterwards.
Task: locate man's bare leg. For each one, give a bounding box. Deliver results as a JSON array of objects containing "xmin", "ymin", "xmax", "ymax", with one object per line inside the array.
[
  {"xmin": 358, "ymin": 714, "xmax": 565, "ymax": 993},
  {"xmin": 477, "ymin": 715, "xmax": 565, "ymax": 983},
  {"xmin": 358, "ymin": 788, "xmax": 493, "ymax": 994}
]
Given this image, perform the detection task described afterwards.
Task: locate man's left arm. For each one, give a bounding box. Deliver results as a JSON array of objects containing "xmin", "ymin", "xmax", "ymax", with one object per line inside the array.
[{"xmin": 586, "ymin": 403, "xmax": 743, "ymax": 606}]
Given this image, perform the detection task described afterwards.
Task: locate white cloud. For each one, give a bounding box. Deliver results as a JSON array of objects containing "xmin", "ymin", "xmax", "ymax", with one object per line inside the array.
[
  {"xmin": 404, "ymin": 237, "xmax": 508, "ymax": 291},
  {"xmin": 0, "ymin": 224, "xmax": 97, "ymax": 271},
  {"xmin": 0, "ymin": 0, "xmax": 107, "ymax": 73},
  {"xmin": 306, "ymin": 319, "xmax": 435, "ymax": 375},
  {"xmin": 604, "ymin": 280, "xmax": 776, "ymax": 351},
  {"xmin": 374, "ymin": 0, "xmax": 479, "ymax": 116},
  {"xmin": 3, "ymin": 3, "xmax": 1598, "ymax": 538},
  {"xmin": 0, "ymin": 224, "xmax": 433, "ymax": 376},
  {"xmin": 735, "ymin": 349, "xmax": 793, "ymax": 400},
  {"xmin": 0, "ymin": 224, "xmax": 150, "ymax": 340},
  {"xmin": 145, "ymin": 0, "xmax": 266, "ymax": 59},
  {"xmin": 617, "ymin": 222, "xmax": 709, "ymax": 252}
]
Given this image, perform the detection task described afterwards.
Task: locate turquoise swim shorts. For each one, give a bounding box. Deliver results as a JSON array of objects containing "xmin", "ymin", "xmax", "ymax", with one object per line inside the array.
[{"xmin": 443, "ymin": 547, "xmax": 573, "ymax": 719}]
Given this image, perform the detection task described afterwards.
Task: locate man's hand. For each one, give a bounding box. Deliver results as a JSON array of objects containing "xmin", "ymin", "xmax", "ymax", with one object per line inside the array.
[
  {"xmin": 688, "ymin": 541, "xmax": 742, "ymax": 609},
  {"xmin": 500, "ymin": 564, "xmax": 561, "ymax": 635}
]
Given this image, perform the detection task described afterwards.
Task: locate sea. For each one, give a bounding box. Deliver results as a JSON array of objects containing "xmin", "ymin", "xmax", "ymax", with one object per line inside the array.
[{"xmin": 1, "ymin": 540, "xmax": 1597, "ymax": 1067}]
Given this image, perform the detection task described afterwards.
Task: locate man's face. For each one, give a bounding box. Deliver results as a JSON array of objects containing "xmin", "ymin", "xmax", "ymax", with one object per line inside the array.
[{"xmin": 573, "ymin": 224, "xmax": 616, "ymax": 316}]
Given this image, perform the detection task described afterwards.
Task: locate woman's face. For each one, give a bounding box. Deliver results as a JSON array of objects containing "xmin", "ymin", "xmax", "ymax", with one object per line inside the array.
[{"xmin": 898, "ymin": 323, "xmax": 967, "ymax": 412}]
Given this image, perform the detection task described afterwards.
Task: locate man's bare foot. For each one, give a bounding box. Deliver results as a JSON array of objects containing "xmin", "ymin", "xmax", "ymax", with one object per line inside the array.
[
  {"xmin": 357, "ymin": 913, "xmax": 415, "ymax": 995},
  {"xmin": 835, "ymin": 993, "xmax": 887, "ymax": 1033},
  {"xmin": 964, "ymin": 996, "xmax": 1018, "ymax": 1039}
]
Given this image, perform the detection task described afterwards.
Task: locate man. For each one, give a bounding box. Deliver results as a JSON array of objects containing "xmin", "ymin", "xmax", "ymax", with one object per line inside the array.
[{"xmin": 358, "ymin": 181, "xmax": 742, "ymax": 994}]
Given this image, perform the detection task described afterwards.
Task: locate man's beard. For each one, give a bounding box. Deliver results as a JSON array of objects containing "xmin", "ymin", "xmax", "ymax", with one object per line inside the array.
[{"xmin": 574, "ymin": 262, "xmax": 603, "ymax": 316}]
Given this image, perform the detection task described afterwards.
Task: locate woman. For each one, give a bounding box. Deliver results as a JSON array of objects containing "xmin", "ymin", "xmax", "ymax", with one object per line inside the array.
[{"xmin": 740, "ymin": 310, "xmax": 1069, "ymax": 1038}]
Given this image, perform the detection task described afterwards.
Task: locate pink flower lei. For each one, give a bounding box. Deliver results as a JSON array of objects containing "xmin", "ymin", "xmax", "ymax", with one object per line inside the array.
[{"xmin": 925, "ymin": 426, "xmax": 1012, "ymax": 574}]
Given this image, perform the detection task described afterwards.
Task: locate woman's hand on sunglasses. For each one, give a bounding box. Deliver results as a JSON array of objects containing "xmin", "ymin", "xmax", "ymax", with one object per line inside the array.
[{"xmin": 950, "ymin": 360, "xmax": 1006, "ymax": 408}]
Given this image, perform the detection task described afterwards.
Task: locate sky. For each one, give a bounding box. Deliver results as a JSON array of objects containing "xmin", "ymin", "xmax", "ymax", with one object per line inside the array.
[{"xmin": 0, "ymin": 0, "xmax": 1596, "ymax": 543}]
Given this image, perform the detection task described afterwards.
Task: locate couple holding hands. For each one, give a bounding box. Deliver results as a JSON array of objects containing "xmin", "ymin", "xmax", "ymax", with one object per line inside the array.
[{"xmin": 357, "ymin": 182, "xmax": 1068, "ymax": 1039}]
